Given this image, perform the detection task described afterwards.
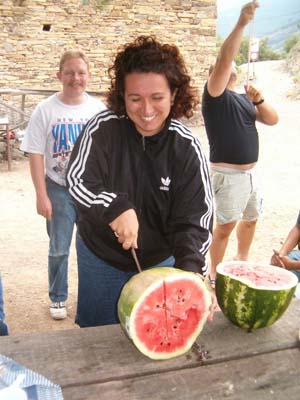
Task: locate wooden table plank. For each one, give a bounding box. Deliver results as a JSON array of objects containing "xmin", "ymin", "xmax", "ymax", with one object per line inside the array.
[
  {"xmin": 61, "ymin": 348, "xmax": 300, "ymax": 400},
  {"xmin": 197, "ymin": 297, "xmax": 300, "ymax": 362},
  {"xmin": 0, "ymin": 299, "xmax": 299, "ymax": 392}
]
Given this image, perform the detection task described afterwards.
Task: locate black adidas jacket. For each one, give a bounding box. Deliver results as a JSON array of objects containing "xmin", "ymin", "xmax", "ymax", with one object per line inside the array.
[{"xmin": 67, "ymin": 109, "xmax": 213, "ymax": 275}]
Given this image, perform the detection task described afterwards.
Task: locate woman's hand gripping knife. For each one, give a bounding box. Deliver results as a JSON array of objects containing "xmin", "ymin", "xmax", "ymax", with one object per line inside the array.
[{"xmin": 110, "ymin": 208, "xmax": 139, "ymax": 250}]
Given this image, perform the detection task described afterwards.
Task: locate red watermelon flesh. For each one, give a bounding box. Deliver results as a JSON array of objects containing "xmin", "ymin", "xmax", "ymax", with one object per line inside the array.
[
  {"xmin": 221, "ymin": 263, "xmax": 296, "ymax": 289},
  {"xmin": 118, "ymin": 267, "xmax": 211, "ymax": 360}
]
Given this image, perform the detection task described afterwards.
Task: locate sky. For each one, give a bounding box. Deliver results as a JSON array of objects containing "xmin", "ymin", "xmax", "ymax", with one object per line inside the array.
[{"xmin": 217, "ymin": 0, "xmax": 300, "ymax": 39}]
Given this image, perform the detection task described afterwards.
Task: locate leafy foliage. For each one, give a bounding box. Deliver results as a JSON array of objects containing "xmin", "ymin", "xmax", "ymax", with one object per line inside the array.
[
  {"xmin": 284, "ymin": 34, "xmax": 300, "ymax": 55},
  {"xmin": 235, "ymin": 37, "xmax": 281, "ymax": 66}
]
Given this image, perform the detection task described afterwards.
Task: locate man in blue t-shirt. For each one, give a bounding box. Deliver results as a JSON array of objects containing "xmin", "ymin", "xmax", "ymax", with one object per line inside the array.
[{"xmin": 201, "ymin": 1, "xmax": 279, "ymax": 284}]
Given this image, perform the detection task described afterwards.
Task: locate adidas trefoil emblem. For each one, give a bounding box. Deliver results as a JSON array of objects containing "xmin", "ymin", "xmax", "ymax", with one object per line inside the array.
[{"xmin": 160, "ymin": 176, "xmax": 171, "ymax": 191}]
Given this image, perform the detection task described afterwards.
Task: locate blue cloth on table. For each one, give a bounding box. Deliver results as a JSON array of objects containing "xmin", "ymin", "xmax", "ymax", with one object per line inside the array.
[{"xmin": 0, "ymin": 354, "xmax": 63, "ymax": 399}]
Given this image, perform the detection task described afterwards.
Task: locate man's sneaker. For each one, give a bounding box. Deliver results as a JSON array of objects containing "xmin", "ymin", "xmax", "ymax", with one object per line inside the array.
[{"xmin": 50, "ymin": 301, "xmax": 67, "ymax": 320}]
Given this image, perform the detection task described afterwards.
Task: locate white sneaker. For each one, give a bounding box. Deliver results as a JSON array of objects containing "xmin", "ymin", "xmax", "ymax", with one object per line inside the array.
[{"xmin": 50, "ymin": 301, "xmax": 67, "ymax": 320}]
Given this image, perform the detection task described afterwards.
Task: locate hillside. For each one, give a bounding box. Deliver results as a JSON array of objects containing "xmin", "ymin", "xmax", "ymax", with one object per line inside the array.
[
  {"xmin": 286, "ymin": 41, "xmax": 300, "ymax": 99},
  {"xmin": 217, "ymin": 0, "xmax": 300, "ymax": 50},
  {"xmin": 266, "ymin": 20, "xmax": 300, "ymax": 51}
]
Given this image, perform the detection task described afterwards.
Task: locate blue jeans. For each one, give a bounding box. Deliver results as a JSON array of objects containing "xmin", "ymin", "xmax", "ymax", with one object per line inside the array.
[
  {"xmin": 76, "ymin": 233, "xmax": 175, "ymax": 327},
  {"xmin": 46, "ymin": 177, "xmax": 77, "ymax": 302},
  {"xmin": 288, "ymin": 250, "xmax": 300, "ymax": 281},
  {"xmin": 0, "ymin": 274, "xmax": 9, "ymax": 335}
]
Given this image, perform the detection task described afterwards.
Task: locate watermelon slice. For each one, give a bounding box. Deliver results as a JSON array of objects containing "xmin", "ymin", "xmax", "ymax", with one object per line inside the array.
[
  {"xmin": 216, "ymin": 261, "xmax": 298, "ymax": 330},
  {"xmin": 117, "ymin": 267, "xmax": 212, "ymax": 360}
]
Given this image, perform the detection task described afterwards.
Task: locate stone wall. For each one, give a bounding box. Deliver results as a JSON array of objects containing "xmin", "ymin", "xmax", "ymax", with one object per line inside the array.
[{"xmin": 0, "ymin": 0, "xmax": 217, "ymax": 122}]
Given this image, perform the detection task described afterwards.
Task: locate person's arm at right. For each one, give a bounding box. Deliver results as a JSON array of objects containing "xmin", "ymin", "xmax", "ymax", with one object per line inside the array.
[
  {"xmin": 28, "ymin": 153, "xmax": 52, "ymax": 220},
  {"xmin": 208, "ymin": 1, "xmax": 259, "ymax": 97},
  {"xmin": 271, "ymin": 224, "xmax": 300, "ymax": 266}
]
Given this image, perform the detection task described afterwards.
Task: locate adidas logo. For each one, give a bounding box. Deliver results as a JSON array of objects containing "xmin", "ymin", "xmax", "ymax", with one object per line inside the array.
[{"xmin": 160, "ymin": 176, "xmax": 171, "ymax": 191}]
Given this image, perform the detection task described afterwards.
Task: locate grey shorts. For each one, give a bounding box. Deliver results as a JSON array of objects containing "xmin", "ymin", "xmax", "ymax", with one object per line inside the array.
[{"xmin": 211, "ymin": 166, "xmax": 263, "ymax": 225}]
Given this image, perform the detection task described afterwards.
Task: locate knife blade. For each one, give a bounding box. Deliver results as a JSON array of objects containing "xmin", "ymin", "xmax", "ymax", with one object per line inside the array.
[{"xmin": 131, "ymin": 248, "xmax": 142, "ymax": 273}]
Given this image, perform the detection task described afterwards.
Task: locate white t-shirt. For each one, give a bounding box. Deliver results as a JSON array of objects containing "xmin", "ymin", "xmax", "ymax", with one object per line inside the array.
[{"xmin": 21, "ymin": 93, "xmax": 106, "ymax": 186}]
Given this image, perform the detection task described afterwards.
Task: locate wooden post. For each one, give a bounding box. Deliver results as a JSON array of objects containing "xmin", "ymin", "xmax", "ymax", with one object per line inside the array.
[
  {"xmin": 21, "ymin": 94, "xmax": 26, "ymax": 126},
  {"xmin": 6, "ymin": 121, "xmax": 11, "ymax": 171},
  {"xmin": 0, "ymin": 117, "xmax": 11, "ymax": 171}
]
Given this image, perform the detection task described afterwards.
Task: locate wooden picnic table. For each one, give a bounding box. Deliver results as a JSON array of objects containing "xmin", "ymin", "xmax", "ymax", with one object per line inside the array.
[{"xmin": 1, "ymin": 298, "xmax": 299, "ymax": 400}]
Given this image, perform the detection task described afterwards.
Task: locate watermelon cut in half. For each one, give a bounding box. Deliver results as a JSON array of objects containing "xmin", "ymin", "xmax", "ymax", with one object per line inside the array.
[
  {"xmin": 117, "ymin": 267, "xmax": 212, "ymax": 360},
  {"xmin": 216, "ymin": 261, "xmax": 298, "ymax": 330}
]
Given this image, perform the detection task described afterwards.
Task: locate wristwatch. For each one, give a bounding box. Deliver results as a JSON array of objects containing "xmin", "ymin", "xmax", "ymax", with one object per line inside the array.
[
  {"xmin": 253, "ymin": 98, "xmax": 264, "ymax": 106},
  {"xmin": 209, "ymin": 275, "xmax": 216, "ymax": 288}
]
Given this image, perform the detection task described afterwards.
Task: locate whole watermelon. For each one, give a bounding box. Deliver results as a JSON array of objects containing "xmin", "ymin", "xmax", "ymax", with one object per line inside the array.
[
  {"xmin": 216, "ymin": 261, "xmax": 298, "ymax": 330},
  {"xmin": 117, "ymin": 267, "xmax": 212, "ymax": 360}
]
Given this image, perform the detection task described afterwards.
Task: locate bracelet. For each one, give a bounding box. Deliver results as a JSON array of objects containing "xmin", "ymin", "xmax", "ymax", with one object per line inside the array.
[
  {"xmin": 253, "ymin": 98, "xmax": 264, "ymax": 106},
  {"xmin": 209, "ymin": 276, "xmax": 216, "ymax": 287}
]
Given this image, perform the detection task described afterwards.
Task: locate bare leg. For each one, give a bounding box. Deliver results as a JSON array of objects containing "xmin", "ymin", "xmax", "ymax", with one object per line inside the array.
[
  {"xmin": 235, "ymin": 219, "xmax": 257, "ymax": 260},
  {"xmin": 209, "ymin": 221, "xmax": 236, "ymax": 279}
]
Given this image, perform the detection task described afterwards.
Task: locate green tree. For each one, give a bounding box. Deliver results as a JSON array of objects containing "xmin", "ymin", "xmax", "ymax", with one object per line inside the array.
[
  {"xmin": 235, "ymin": 37, "xmax": 249, "ymax": 65},
  {"xmin": 284, "ymin": 34, "xmax": 300, "ymax": 55},
  {"xmin": 258, "ymin": 38, "xmax": 281, "ymax": 61},
  {"xmin": 233, "ymin": 37, "xmax": 281, "ymax": 66}
]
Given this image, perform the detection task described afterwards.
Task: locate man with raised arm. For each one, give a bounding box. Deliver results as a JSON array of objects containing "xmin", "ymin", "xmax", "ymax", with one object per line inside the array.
[{"xmin": 202, "ymin": 1, "xmax": 279, "ymax": 285}]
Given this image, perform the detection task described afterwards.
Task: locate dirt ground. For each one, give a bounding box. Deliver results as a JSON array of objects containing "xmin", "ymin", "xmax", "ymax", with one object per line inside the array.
[{"xmin": 1, "ymin": 60, "xmax": 300, "ymax": 335}]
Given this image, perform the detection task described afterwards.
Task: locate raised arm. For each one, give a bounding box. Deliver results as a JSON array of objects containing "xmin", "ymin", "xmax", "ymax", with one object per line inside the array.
[{"xmin": 208, "ymin": 1, "xmax": 259, "ymax": 97}]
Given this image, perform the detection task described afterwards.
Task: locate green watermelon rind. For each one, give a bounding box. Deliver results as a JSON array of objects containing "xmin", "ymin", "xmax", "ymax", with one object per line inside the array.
[
  {"xmin": 216, "ymin": 261, "xmax": 297, "ymax": 330},
  {"xmin": 117, "ymin": 267, "xmax": 212, "ymax": 360}
]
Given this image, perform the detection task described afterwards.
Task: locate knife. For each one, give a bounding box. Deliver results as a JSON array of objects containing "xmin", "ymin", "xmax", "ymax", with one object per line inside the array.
[{"xmin": 131, "ymin": 248, "xmax": 142, "ymax": 273}]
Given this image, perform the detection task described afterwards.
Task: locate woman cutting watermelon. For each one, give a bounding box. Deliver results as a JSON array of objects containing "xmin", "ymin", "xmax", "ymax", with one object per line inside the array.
[{"xmin": 67, "ymin": 36, "xmax": 216, "ymax": 327}]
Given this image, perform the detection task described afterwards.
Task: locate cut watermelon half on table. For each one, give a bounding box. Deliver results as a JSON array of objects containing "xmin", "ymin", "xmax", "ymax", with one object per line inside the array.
[{"xmin": 216, "ymin": 261, "xmax": 298, "ymax": 330}]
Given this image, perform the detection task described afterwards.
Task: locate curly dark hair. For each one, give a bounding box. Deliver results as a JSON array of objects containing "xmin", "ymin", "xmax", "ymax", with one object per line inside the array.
[{"xmin": 106, "ymin": 36, "xmax": 199, "ymax": 119}]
